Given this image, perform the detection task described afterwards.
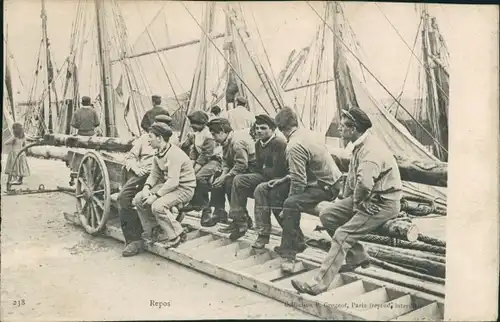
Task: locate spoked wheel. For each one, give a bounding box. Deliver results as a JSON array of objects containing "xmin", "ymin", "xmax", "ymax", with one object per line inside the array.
[{"xmin": 75, "ymin": 151, "xmax": 111, "ymax": 235}]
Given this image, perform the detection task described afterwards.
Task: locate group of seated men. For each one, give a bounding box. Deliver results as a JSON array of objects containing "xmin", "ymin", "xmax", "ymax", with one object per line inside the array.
[{"xmin": 116, "ymin": 94, "xmax": 403, "ymax": 296}]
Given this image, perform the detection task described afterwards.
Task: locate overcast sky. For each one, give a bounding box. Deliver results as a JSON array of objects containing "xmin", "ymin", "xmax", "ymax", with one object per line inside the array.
[{"xmin": 2, "ymin": 1, "xmax": 469, "ymax": 102}]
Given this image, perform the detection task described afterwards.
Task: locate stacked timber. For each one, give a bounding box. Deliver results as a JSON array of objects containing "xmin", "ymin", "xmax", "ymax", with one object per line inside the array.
[{"xmin": 40, "ymin": 134, "xmax": 448, "ymax": 187}]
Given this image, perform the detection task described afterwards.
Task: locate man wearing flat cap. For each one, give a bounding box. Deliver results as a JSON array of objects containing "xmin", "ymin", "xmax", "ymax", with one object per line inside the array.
[
  {"xmin": 180, "ymin": 110, "xmax": 220, "ymax": 213},
  {"xmin": 71, "ymin": 96, "xmax": 100, "ymax": 136},
  {"xmin": 201, "ymin": 117, "xmax": 257, "ymax": 227},
  {"xmin": 220, "ymin": 95, "xmax": 254, "ymax": 131},
  {"xmin": 290, "ymin": 107, "xmax": 403, "ymax": 296},
  {"xmin": 140, "ymin": 95, "xmax": 170, "ymax": 133},
  {"xmin": 118, "ymin": 114, "xmax": 181, "ymax": 257},
  {"xmin": 219, "ymin": 114, "xmax": 288, "ymax": 241},
  {"xmin": 133, "ymin": 122, "xmax": 196, "ymax": 249},
  {"xmin": 273, "ymin": 107, "xmax": 343, "ymax": 272}
]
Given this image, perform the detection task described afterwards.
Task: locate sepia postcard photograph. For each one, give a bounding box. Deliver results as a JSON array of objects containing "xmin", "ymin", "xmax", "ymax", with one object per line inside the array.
[{"xmin": 1, "ymin": 0, "xmax": 498, "ymax": 321}]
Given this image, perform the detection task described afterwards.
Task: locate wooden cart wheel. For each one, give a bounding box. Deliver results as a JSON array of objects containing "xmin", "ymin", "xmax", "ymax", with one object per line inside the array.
[{"xmin": 75, "ymin": 151, "xmax": 111, "ymax": 235}]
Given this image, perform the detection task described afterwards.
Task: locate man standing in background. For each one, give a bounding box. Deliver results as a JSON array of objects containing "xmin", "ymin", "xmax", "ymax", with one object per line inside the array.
[
  {"xmin": 71, "ymin": 96, "xmax": 100, "ymax": 136},
  {"xmin": 140, "ymin": 95, "xmax": 170, "ymax": 133},
  {"xmin": 220, "ymin": 96, "xmax": 254, "ymax": 131}
]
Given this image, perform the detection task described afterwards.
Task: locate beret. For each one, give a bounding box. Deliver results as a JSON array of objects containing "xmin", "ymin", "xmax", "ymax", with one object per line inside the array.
[
  {"xmin": 149, "ymin": 122, "xmax": 172, "ymax": 138},
  {"xmin": 188, "ymin": 110, "xmax": 209, "ymax": 125},
  {"xmin": 207, "ymin": 117, "xmax": 231, "ymax": 128},
  {"xmin": 155, "ymin": 114, "xmax": 173, "ymax": 124},
  {"xmin": 341, "ymin": 107, "xmax": 372, "ymax": 131},
  {"xmin": 254, "ymin": 114, "xmax": 276, "ymax": 128},
  {"xmin": 81, "ymin": 96, "xmax": 92, "ymax": 106},
  {"xmin": 235, "ymin": 96, "xmax": 247, "ymax": 106}
]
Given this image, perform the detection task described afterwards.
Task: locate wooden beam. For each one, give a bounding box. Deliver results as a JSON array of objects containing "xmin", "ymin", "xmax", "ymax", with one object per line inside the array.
[{"xmin": 111, "ymin": 33, "xmax": 225, "ymax": 62}]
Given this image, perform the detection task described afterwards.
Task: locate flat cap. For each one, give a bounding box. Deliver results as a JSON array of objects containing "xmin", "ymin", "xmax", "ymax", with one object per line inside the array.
[
  {"xmin": 155, "ymin": 114, "xmax": 173, "ymax": 125},
  {"xmin": 188, "ymin": 110, "xmax": 209, "ymax": 125},
  {"xmin": 254, "ymin": 114, "xmax": 276, "ymax": 128},
  {"xmin": 342, "ymin": 107, "xmax": 372, "ymax": 131},
  {"xmin": 151, "ymin": 94, "xmax": 162, "ymax": 100},
  {"xmin": 207, "ymin": 117, "xmax": 231, "ymax": 128},
  {"xmin": 235, "ymin": 96, "xmax": 247, "ymax": 106},
  {"xmin": 81, "ymin": 96, "xmax": 92, "ymax": 106},
  {"xmin": 149, "ymin": 122, "xmax": 172, "ymax": 138}
]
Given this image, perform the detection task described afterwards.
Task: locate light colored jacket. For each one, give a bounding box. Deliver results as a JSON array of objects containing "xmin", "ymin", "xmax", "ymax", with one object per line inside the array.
[
  {"xmin": 145, "ymin": 144, "xmax": 196, "ymax": 197},
  {"xmin": 286, "ymin": 128, "xmax": 342, "ymax": 196},
  {"xmin": 221, "ymin": 107, "xmax": 254, "ymax": 130},
  {"xmin": 124, "ymin": 134, "xmax": 155, "ymax": 172},
  {"xmin": 344, "ymin": 129, "xmax": 403, "ymax": 203}
]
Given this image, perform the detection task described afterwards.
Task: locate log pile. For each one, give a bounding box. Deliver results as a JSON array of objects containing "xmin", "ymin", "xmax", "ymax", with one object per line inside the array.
[{"xmin": 39, "ymin": 134, "xmax": 448, "ymax": 188}]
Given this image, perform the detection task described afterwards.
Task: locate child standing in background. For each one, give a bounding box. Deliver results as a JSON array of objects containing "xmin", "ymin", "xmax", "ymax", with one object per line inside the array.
[{"xmin": 4, "ymin": 122, "xmax": 30, "ymax": 185}]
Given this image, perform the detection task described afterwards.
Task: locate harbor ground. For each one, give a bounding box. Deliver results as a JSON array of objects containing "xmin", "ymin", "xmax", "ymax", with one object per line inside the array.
[{"xmin": 1, "ymin": 156, "xmax": 445, "ymax": 320}]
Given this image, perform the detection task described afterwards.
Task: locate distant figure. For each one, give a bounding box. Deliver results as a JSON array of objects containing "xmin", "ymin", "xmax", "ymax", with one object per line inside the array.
[
  {"xmin": 220, "ymin": 96, "xmax": 254, "ymax": 130},
  {"xmin": 71, "ymin": 96, "xmax": 100, "ymax": 136},
  {"xmin": 209, "ymin": 105, "xmax": 222, "ymax": 120},
  {"xmin": 140, "ymin": 95, "xmax": 170, "ymax": 133},
  {"xmin": 4, "ymin": 122, "xmax": 30, "ymax": 185}
]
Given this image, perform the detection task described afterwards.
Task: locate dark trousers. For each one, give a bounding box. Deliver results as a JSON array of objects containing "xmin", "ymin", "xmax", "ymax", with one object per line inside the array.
[
  {"xmin": 209, "ymin": 173, "xmax": 235, "ymax": 210},
  {"xmin": 229, "ymin": 173, "xmax": 267, "ymax": 222},
  {"xmin": 279, "ymin": 187, "xmax": 334, "ymax": 259},
  {"xmin": 117, "ymin": 171, "xmax": 148, "ymax": 243},
  {"xmin": 189, "ymin": 160, "xmax": 221, "ymax": 210},
  {"xmin": 253, "ymin": 181, "xmax": 290, "ymax": 235}
]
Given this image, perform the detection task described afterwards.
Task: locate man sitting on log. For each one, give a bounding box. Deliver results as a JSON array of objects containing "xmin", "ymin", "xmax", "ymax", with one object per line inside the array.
[
  {"xmin": 180, "ymin": 111, "xmax": 220, "ymax": 215},
  {"xmin": 201, "ymin": 117, "xmax": 256, "ymax": 227},
  {"xmin": 290, "ymin": 107, "xmax": 402, "ymax": 296},
  {"xmin": 140, "ymin": 95, "xmax": 170, "ymax": 134},
  {"xmin": 71, "ymin": 96, "xmax": 100, "ymax": 136},
  {"xmin": 133, "ymin": 122, "xmax": 196, "ymax": 248},
  {"xmin": 219, "ymin": 114, "xmax": 288, "ymax": 240},
  {"xmin": 118, "ymin": 113, "xmax": 176, "ymax": 257},
  {"xmin": 274, "ymin": 107, "xmax": 343, "ymax": 273}
]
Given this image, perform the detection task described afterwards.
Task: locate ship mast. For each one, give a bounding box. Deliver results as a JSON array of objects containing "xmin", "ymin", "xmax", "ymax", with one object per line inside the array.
[
  {"xmin": 40, "ymin": 0, "xmax": 54, "ymax": 133},
  {"xmin": 94, "ymin": 0, "xmax": 117, "ymax": 137}
]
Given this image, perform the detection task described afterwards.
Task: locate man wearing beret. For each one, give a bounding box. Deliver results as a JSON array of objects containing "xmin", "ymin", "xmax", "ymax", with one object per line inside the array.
[
  {"xmin": 155, "ymin": 114, "xmax": 179, "ymax": 146},
  {"xmin": 71, "ymin": 96, "xmax": 100, "ymax": 136},
  {"xmin": 219, "ymin": 114, "xmax": 288, "ymax": 240},
  {"xmin": 140, "ymin": 95, "xmax": 170, "ymax": 133},
  {"xmin": 133, "ymin": 122, "xmax": 196, "ymax": 248},
  {"xmin": 202, "ymin": 117, "xmax": 257, "ymax": 227},
  {"xmin": 180, "ymin": 110, "xmax": 220, "ymax": 214},
  {"xmin": 274, "ymin": 107, "xmax": 343, "ymax": 272},
  {"xmin": 290, "ymin": 107, "xmax": 403, "ymax": 295},
  {"xmin": 118, "ymin": 114, "xmax": 181, "ymax": 257},
  {"xmin": 220, "ymin": 95, "xmax": 254, "ymax": 131}
]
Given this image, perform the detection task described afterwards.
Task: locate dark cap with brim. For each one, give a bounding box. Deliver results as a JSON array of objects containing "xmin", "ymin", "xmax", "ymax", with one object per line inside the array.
[
  {"xmin": 254, "ymin": 114, "xmax": 276, "ymax": 128},
  {"xmin": 341, "ymin": 107, "xmax": 372, "ymax": 131}
]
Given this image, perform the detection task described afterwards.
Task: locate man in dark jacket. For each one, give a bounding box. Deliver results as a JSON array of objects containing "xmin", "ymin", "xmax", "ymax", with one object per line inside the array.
[
  {"xmin": 201, "ymin": 117, "xmax": 257, "ymax": 227},
  {"xmin": 140, "ymin": 95, "xmax": 170, "ymax": 132},
  {"xmin": 219, "ymin": 114, "xmax": 288, "ymax": 240},
  {"xmin": 181, "ymin": 111, "xmax": 220, "ymax": 213},
  {"xmin": 71, "ymin": 96, "xmax": 100, "ymax": 136}
]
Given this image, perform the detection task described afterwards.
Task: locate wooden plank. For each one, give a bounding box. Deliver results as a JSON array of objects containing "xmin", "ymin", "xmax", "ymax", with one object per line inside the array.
[
  {"xmin": 240, "ymin": 257, "xmax": 283, "ymax": 276},
  {"xmin": 63, "ymin": 214, "xmax": 445, "ymax": 320},
  {"xmin": 317, "ymin": 280, "xmax": 366, "ymax": 303},
  {"xmin": 185, "ymin": 238, "xmax": 233, "ymax": 256},
  {"xmin": 176, "ymin": 234, "xmax": 216, "ymax": 250},
  {"xmin": 349, "ymin": 287, "xmax": 389, "ymax": 311},
  {"xmin": 196, "ymin": 241, "xmax": 247, "ymax": 262},
  {"xmin": 256, "ymin": 261, "xmax": 308, "ymax": 282},
  {"xmin": 391, "ymin": 302, "xmax": 442, "ymax": 321},
  {"xmin": 357, "ymin": 294, "xmax": 414, "ymax": 321},
  {"xmin": 225, "ymin": 251, "xmax": 273, "ymax": 270},
  {"xmin": 216, "ymin": 246, "xmax": 255, "ymax": 265}
]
